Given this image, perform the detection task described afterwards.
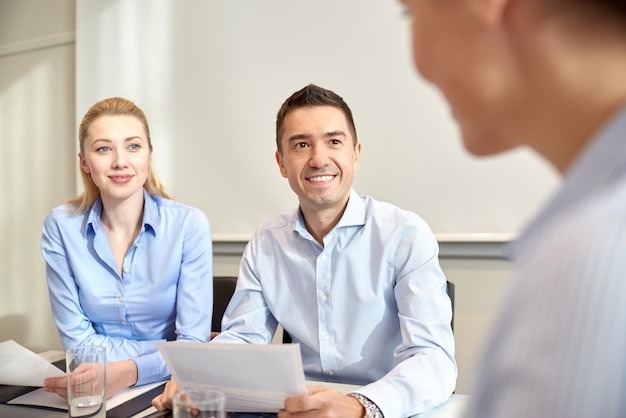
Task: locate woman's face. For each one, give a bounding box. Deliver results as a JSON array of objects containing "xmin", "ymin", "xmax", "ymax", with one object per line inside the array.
[{"xmin": 80, "ymin": 115, "xmax": 152, "ymax": 204}]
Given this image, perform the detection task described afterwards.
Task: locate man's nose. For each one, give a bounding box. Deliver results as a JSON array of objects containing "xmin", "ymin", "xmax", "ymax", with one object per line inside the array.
[{"xmin": 309, "ymin": 145, "xmax": 330, "ymax": 168}]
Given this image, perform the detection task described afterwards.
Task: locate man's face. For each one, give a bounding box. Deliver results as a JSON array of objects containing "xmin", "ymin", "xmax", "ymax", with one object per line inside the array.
[{"xmin": 275, "ymin": 105, "xmax": 361, "ymax": 216}]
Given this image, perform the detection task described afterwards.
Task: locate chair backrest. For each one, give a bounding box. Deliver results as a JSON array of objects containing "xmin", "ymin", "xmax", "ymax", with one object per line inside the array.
[
  {"xmin": 446, "ymin": 280, "xmax": 455, "ymax": 331},
  {"xmin": 282, "ymin": 280, "xmax": 456, "ymax": 343},
  {"xmin": 212, "ymin": 276, "xmax": 238, "ymax": 332}
]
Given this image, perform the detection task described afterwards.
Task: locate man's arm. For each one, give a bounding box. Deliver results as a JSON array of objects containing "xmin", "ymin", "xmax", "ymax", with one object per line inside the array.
[{"xmin": 357, "ymin": 221, "xmax": 457, "ymax": 417}]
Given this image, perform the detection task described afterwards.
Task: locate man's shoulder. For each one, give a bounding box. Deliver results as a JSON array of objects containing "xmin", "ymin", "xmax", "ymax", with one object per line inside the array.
[
  {"xmin": 362, "ymin": 195, "xmax": 424, "ymax": 225},
  {"xmin": 251, "ymin": 208, "xmax": 297, "ymax": 237}
]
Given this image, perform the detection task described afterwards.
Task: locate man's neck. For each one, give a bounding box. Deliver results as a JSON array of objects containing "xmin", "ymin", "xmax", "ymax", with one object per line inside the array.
[{"xmin": 301, "ymin": 201, "xmax": 349, "ymax": 246}]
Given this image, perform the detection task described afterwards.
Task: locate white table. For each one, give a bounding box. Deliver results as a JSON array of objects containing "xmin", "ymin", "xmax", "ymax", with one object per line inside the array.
[
  {"xmin": 0, "ymin": 351, "xmax": 468, "ymax": 418},
  {"xmin": 0, "ymin": 393, "xmax": 468, "ymax": 418}
]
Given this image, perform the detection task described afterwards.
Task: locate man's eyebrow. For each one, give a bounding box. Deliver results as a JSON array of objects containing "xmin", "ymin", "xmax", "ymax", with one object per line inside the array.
[
  {"xmin": 287, "ymin": 133, "xmax": 312, "ymax": 142},
  {"xmin": 323, "ymin": 130, "xmax": 347, "ymax": 138},
  {"xmin": 287, "ymin": 131, "xmax": 346, "ymax": 142}
]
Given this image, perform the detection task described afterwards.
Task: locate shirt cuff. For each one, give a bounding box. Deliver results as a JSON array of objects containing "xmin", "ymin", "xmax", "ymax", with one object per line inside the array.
[{"xmin": 132, "ymin": 347, "xmax": 170, "ymax": 386}]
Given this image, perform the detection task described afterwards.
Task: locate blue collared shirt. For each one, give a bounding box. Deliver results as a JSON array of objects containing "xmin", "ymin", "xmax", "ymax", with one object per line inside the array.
[
  {"xmin": 464, "ymin": 105, "xmax": 626, "ymax": 417},
  {"xmin": 214, "ymin": 189, "xmax": 457, "ymax": 418},
  {"xmin": 41, "ymin": 190, "xmax": 213, "ymax": 386}
]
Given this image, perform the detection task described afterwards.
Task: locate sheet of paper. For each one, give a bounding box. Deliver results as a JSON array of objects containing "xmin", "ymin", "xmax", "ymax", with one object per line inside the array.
[
  {"xmin": 8, "ymin": 380, "xmax": 167, "ymax": 411},
  {"xmin": 0, "ymin": 339, "xmax": 65, "ymax": 386},
  {"xmin": 157, "ymin": 341, "xmax": 307, "ymax": 413}
]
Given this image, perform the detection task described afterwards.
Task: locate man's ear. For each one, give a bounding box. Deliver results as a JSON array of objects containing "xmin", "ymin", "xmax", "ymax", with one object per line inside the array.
[
  {"xmin": 353, "ymin": 141, "xmax": 362, "ymax": 171},
  {"xmin": 481, "ymin": 0, "xmax": 510, "ymax": 26},
  {"xmin": 275, "ymin": 150, "xmax": 288, "ymax": 179}
]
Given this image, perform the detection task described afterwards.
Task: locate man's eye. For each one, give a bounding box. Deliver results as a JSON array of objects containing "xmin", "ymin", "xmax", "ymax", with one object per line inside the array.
[{"xmin": 295, "ymin": 142, "xmax": 309, "ymax": 149}]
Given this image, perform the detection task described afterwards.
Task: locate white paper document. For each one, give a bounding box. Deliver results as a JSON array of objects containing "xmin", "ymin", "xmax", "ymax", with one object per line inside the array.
[
  {"xmin": 0, "ymin": 339, "xmax": 65, "ymax": 386},
  {"xmin": 0, "ymin": 339, "xmax": 165, "ymax": 412},
  {"xmin": 157, "ymin": 341, "xmax": 307, "ymax": 412},
  {"xmin": 7, "ymin": 380, "xmax": 167, "ymax": 411}
]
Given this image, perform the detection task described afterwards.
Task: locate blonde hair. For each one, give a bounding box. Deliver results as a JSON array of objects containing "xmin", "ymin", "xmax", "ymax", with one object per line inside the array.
[{"xmin": 68, "ymin": 97, "xmax": 171, "ymax": 213}]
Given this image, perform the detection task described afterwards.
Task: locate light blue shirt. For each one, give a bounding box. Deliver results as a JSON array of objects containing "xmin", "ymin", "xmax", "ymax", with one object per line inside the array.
[
  {"xmin": 214, "ymin": 189, "xmax": 457, "ymax": 418},
  {"xmin": 465, "ymin": 106, "xmax": 626, "ymax": 417},
  {"xmin": 41, "ymin": 190, "xmax": 213, "ymax": 386}
]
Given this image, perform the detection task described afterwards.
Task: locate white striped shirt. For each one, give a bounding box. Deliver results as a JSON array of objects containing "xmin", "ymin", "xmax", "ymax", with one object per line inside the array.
[
  {"xmin": 214, "ymin": 189, "xmax": 457, "ymax": 418},
  {"xmin": 465, "ymin": 106, "xmax": 626, "ymax": 418}
]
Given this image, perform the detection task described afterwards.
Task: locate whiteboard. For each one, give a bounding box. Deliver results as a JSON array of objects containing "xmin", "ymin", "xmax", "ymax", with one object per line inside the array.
[{"xmin": 76, "ymin": 0, "xmax": 560, "ymax": 241}]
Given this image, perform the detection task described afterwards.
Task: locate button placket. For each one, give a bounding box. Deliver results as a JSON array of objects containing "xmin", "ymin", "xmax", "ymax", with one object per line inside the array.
[{"xmin": 316, "ymin": 244, "xmax": 337, "ymax": 377}]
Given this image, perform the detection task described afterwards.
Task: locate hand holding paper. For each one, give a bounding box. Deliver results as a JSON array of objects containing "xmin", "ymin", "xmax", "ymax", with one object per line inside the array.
[
  {"xmin": 157, "ymin": 341, "xmax": 307, "ymax": 413},
  {"xmin": 0, "ymin": 339, "xmax": 65, "ymax": 386}
]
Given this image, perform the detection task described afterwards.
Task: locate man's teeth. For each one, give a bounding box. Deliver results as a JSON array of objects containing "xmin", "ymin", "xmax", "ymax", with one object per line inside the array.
[{"xmin": 309, "ymin": 175, "xmax": 334, "ymax": 182}]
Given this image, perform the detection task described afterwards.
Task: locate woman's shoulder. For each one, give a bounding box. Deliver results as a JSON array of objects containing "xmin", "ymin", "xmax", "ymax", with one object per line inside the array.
[
  {"xmin": 44, "ymin": 202, "xmax": 85, "ymax": 223},
  {"xmin": 149, "ymin": 195, "xmax": 210, "ymax": 224}
]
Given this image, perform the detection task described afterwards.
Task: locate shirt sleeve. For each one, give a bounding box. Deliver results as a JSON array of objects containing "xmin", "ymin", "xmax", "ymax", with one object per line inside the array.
[
  {"xmin": 212, "ymin": 233, "xmax": 279, "ymax": 345},
  {"xmin": 138, "ymin": 207, "xmax": 214, "ymax": 385},
  {"xmin": 173, "ymin": 207, "xmax": 214, "ymax": 343},
  {"xmin": 356, "ymin": 220, "xmax": 457, "ymax": 417}
]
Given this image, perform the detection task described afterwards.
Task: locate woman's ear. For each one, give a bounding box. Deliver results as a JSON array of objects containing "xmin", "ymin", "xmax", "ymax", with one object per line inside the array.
[{"xmin": 79, "ymin": 153, "xmax": 90, "ymax": 173}]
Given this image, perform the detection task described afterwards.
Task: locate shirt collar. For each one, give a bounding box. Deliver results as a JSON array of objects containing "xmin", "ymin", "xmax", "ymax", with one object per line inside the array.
[
  {"xmin": 84, "ymin": 189, "xmax": 159, "ymax": 237},
  {"xmin": 293, "ymin": 188, "xmax": 366, "ymax": 238},
  {"xmin": 508, "ymin": 104, "xmax": 626, "ymax": 259}
]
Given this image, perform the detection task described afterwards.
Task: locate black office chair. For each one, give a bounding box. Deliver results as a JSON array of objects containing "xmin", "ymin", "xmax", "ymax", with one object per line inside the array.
[
  {"xmin": 282, "ymin": 280, "xmax": 455, "ymax": 343},
  {"xmin": 212, "ymin": 276, "xmax": 238, "ymax": 333},
  {"xmin": 446, "ymin": 280, "xmax": 455, "ymax": 331}
]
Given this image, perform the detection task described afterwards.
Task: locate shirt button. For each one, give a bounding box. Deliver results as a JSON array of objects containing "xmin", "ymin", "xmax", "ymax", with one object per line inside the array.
[
  {"xmin": 320, "ymin": 255, "xmax": 327, "ymax": 262},
  {"xmin": 123, "ymin": 268, "xmax": 129, "ymax": 273},
  {"xmin": 122, "ymin": 321, "xmax": 127, "ymax": 325},
  {"xmin": 134, "ymin": 243, "xmax": 139, "ymax": 248},
  {"xmin": 328, "ymin": 370, "xmax": 335, "ymax": 376},
  {"xmin": 323, "ymin": 334, "xmax": 329, "ymax": 341},
  {"xmin": 320, "ymin": 294, "xmax": 327, "ymax": 302},
  {"xmin": 119, "ymin": 296, "xmax": 125, "ymax": 302}
]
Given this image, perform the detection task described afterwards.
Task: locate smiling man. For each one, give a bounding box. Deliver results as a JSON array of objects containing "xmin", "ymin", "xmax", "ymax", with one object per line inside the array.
[
  {"xmin": 154, "ymin": 84, "xmax": 457, "ymax": 417},
  {"xmin": 153, "ymin": 84, "xmax": 456, "ymax": 418},
  {"xmin": 219, "ymin": 84, "xmax": 456, "ymax": 418}
]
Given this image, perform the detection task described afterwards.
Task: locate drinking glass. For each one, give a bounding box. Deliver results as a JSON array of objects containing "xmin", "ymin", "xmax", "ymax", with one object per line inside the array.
[
  {"xmin": 66, "ymin": 345, "xmax": 106, "ymax": 418},
  {"xmin": 173, "ymin": 387, "xmax": 226, "ymax": 418}
]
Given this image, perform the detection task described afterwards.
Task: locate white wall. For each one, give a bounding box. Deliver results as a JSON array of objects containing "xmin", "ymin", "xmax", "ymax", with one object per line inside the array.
[
  {"xmin": 0, "ymin": 0, "xmax": 75, "ymax": 353},
  {"xmin": 76, "ymin": 0, "xmax": 560, "ymax": 240},
  {"xmin": 0, "ymin": 0, "xmax": 517, "ymax": 396}
]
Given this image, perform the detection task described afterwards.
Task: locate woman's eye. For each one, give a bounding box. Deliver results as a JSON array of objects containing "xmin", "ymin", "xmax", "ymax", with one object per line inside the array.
[
  {"xmin": 129, "ymin": 143, "xmax": 141, "ymax": 151},
  {"xmin": 96, "ymin": 146, "xmax": 110, "ymax": 153}
]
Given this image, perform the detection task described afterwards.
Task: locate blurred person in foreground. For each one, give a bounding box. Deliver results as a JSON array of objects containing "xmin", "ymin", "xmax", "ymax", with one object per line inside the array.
[{"xmin": 400, "ymin": 0, "xmax": 626, "ymax": 416}]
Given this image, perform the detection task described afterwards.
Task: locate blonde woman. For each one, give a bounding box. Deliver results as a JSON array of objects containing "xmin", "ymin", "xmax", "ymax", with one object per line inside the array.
[{"xmin": 41, "ymin": 97, "xmax": 213, "ymax": 398}]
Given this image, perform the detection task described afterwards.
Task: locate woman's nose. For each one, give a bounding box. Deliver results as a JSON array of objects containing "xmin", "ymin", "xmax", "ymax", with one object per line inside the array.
[{"xmin": 111, "ymin": 151, "xmax": 127, "ymax": 168}]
